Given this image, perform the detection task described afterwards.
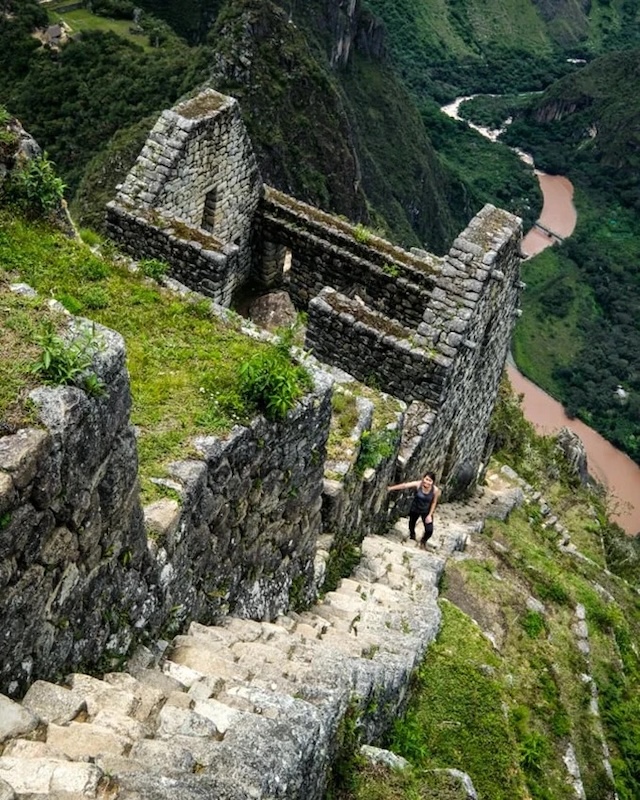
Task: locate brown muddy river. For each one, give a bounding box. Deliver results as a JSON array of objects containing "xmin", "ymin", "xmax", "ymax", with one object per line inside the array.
[
  {"xmin": 516, "ymin": 173, "xmax": 640, "ymax": 534},
  {"xmin": 507, "ymin": 365, "xmax": 640, "ymax": 535},
  {"xmin": 442, "ymin": 96, "xmax": 640, "ymax": 533},
  {"xmin": 521, "ymin": 174, "xmax": 577, "ymax": 257}
]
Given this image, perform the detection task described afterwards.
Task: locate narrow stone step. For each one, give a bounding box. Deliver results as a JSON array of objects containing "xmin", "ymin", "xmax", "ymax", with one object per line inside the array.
[
  {"xmin": 0, "ymin": 757, "xmax": 103, "ymax": 796},
  {"xmin": 21, "ymin": 681, "xmax": 86, "ymax": 726},
  {"xmin": 102, "ymin": 672, "xmax": 166, "ymax": 722},
  {"xmin": 46, "ymin": 721, "xmax": 132, "ymax": 759},
  {"xmin": 67, "ymin": 674, "xmax": 137, "ymax": 717}
]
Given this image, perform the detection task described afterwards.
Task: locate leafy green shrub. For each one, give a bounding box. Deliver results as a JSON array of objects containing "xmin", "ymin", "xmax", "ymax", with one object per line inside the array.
[
  {"xmin": 355, "ymin": 428, "xmax": 398, "ymax": 475},
  {"xmin": 139, "ymin": 258, "xmax": 168, "ymax": 281},
  {"xmin": 353, "ymin": 223, "xmax": 372, "ymax": 244},
  {"xmin": 30, "ymin": 323, "xmax": 104, "ymax": 396},
  {"xmin": 8, "ymin": 154, "xmax": 66, "ymax": 217},
  {"xmin": 238, "ymin": 331, "xmax": 311, "ymax": 421},
  {"xmin": 381, "ymin": 262, "xmax": 400, "ymax": 277}
]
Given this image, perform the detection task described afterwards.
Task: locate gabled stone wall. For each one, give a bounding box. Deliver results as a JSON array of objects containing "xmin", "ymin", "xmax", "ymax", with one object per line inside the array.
[
  {"xmin": 304, "ymin": 205, "xmax": 522, "ymax": 495},
  {"xmin": 106, "ymin": 90, "xmax": 262, "ymax": 305}
]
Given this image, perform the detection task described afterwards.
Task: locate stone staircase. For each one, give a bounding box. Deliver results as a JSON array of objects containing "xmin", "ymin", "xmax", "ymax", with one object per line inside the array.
[{"xmin": 0, "ymin": 478, "xmax": 519, "ymax": 800}]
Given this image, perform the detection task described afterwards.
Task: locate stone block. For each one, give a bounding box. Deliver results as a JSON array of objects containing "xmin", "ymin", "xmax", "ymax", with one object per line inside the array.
[
  {"xmin": 0, "ymin": 757, "xmax": 102, "ymax": 796},
  {"xmin": 0, "ymin": 429, "xmax": 49, "ymax": 490},
  {"xmin": 47, "ymin": 721, "xmax": 131, "ymax": 759},
  {"xmin": 68, "ymin": 674, "xmax": 137, "ymax": 717},
  {"xmin": 0, "ymin": 695, "xmax": 39, "ymax": 743},
  {"xmin": 128, "ymin": 739, "xmax": 196, "ymax": 773},
  {"xmin": 22, "ymin": 681, "xmax": 86, "ymax": 725},
  {"xmin": 156, "ymin": 704, "xmax": 220, "ymax": 739}
]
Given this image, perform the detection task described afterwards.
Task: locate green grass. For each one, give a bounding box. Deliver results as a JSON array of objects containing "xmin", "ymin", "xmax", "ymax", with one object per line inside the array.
[
  {"xmin": 389, "ymin": 600, "xmax": 526, "ymax": 800},
  {"xmin": 46, "ymin": 6, "xmax": 153, "ymax": 50},
  {"xmin": 0, "ymin": 211, "xmax": 307, "ymax": 500},
  {"xmin": 512, "ymin": 246, "xmax": 594, "ymax": 397},
  {"xmin": 0, "ymin": 289, "xmax": 63, "ymax": 432}
]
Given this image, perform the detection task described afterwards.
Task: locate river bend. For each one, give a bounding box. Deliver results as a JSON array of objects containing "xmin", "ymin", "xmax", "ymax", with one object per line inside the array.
[{"xmin": 442, "ymin": 96, "xmax": 640, "ymax": 534}]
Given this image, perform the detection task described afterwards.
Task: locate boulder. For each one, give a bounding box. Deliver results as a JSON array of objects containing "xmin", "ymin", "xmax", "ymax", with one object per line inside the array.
[
  {"xmin": 248, "ymin": 291, "xmax": 297, "ymax": 331},
  {"xmin": 555, "ymin": 427, "xmax": 589, "ymax": 484}
]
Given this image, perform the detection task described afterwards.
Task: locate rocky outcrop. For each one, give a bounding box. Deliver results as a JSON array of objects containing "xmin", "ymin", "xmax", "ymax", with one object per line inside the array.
[
  {"xmin": 326, "ymin": 0, "xmax": 386, "ymax": 69},
  {"xmin": 555, "ymin": 426, "xmax": 589, "ymax": 484}
]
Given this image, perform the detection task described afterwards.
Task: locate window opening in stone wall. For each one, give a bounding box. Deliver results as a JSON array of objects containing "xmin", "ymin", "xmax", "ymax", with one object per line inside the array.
[
  {"xmin": 284, "ymin": 248, "xmax": 292, "ymax": 274},
  {"xmin": 202, "ymin": 188, "xmax": 218, "ymax": 232}
]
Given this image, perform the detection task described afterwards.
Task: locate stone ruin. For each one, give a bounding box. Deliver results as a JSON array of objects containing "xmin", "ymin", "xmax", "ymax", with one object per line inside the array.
[
  {"xmin": 1, "ymin": 85, "xmax": 523, "ymax": 700},
  {"xmin": 0, "ymin": 86, "xmax": 525, "ymax": 799},
  {"xmin": 106, "ymin": 87, "xmax": 523, "ymax": 497}
]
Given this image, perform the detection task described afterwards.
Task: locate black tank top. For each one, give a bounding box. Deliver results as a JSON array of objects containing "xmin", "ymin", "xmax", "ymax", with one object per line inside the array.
[{"xmin": 410, "ymin": 485, "xmax": 434, "ymax": 514}]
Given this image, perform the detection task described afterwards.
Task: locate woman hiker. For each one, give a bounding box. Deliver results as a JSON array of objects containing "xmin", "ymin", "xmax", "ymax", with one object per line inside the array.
[{"xmin": 387, "ymin": 472, "xmax": 441, "ymax": 548}]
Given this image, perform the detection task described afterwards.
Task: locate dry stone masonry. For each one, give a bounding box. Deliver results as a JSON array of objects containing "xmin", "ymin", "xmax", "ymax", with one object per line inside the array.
[
  {"xmin": 1, "ymin": 88, "xmax": 524, "ymax": 798},
  {"xmin": 107, "ymin": 87, "xmax": 523, "ymax": 498},
  {"xmin": 0, "ymin": 489, "xmax": 502, "ymax": 800}
]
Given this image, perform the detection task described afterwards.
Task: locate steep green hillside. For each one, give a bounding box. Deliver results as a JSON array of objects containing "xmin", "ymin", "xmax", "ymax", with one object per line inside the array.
[
  {"xmin": 0, "ymin": 1, "xmax": 208, "ymax": 195},
  {"xmin": 506, "ymin": 49, "xmax": 640, "ymax": 197},
  {"xmin": 363, "ymin": 0, "xmax": 640, "ymax": 98},
  {"xmin": 338, "ymin": 386, "xmax": 640, "ymax": 800}
]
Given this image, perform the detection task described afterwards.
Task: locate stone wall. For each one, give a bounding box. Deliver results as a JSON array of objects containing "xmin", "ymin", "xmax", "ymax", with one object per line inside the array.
[
  {"xmin": 0, "ymin": 321, "xmax": 152, "ymax": 697},
  {"xmin": 397, "ymin": 206, "xmax": 523, "ymax": 495},
  {"xmin": 304, "ymin": 205, "xmax": 522, "ymax": 496},
  {"xmin": 106, "ymin": 89, "xmax": 262, "ymax": 304},
  {"xmin": 259, "ymin": 189, "xmax": 440, "ymax": 329},
  {"xmin": 148, "ymin": 361, "xmax": 334, "ymax": 626},
  {"xmin": 306, "ymin": 289, "xmax": 449, "ymax": 406},
  {"xmin": 0, "ymin": 312, "xmax": 336, "ymax": 697}
]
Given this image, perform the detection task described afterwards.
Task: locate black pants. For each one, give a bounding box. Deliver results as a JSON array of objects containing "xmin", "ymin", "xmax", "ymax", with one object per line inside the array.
[{"xmin": 409, "ymin": 512, "xmax": 433, "ymax": 543}]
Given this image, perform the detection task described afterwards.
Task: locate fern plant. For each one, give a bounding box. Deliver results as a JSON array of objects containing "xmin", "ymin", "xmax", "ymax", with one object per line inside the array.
[
  {"xmin": 238, "ymin": 328, "xmax": 311, "ymax": 421},
  {"xmin": 30, "ymin": 323, "xmax": 104, "ymax": 396}
]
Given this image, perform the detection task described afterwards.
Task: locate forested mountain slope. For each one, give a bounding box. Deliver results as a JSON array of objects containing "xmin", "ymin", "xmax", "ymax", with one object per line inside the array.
[
  {"xmin": 507, "ymin": 49, "xmax": 640, "ymax": 197},
  {"xmin": 364, "ymin": 0, "xmax": 640, "ymax": 97},
  {"xmin": 0, "ymin": 0, "xmax": 472, "ymax": 253},
  {"xmin": 495, "ymin": 49, "xmax": 640, "ymax": 462}
]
